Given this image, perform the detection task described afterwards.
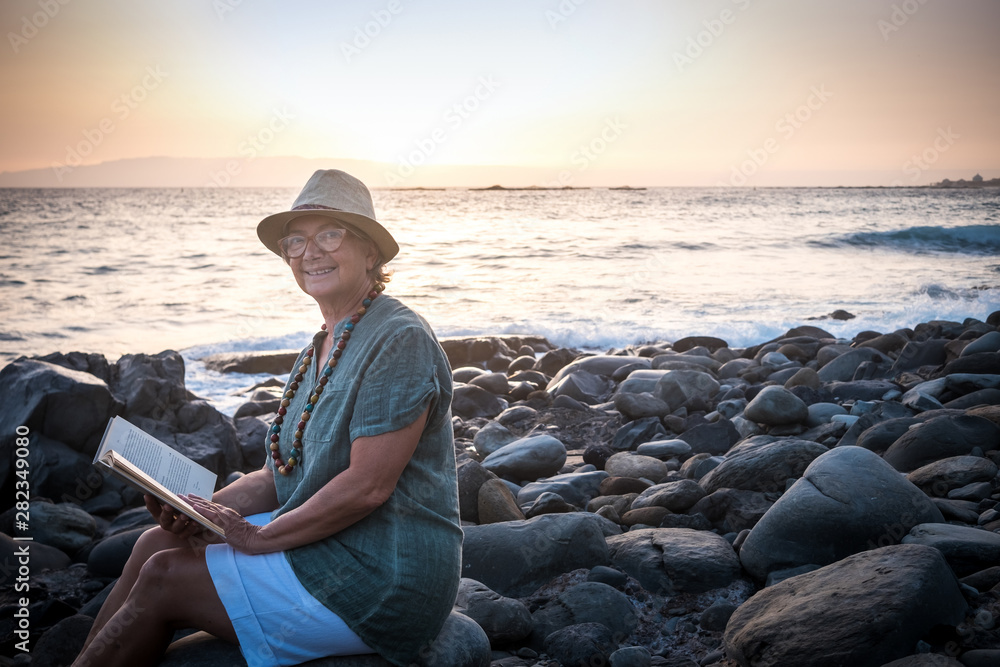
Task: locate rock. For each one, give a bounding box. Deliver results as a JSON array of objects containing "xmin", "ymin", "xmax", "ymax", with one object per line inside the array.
[
  {"xmin": 826, "ymin": 380, "xmax": 899, "ymax": 402},
  {"xmin": 893, "ymin": 338, "xmax": 949, "ymax": 372},
  {"xmin": 784, "ymin": 367, "xmax": 820, "ymax": 390},
  {"xmin": 636, "ymin": 439, "xmax": 691, "ymax": 459},
  {"xmin": 473, "ymin": 421, "xmax": 517, "ymax": 458},
  {"xmin": 614, "ymin": 391, "xmax": 671, "ymax": 420},
  {"xmin": 857, "ymin": 332, "xmax": 909, "ymax": 355},
  {"xmin": 22, "ymin": 435, "xmax": 104, "ymax": 506},
  {"xmin": 654, "ymin": 371, "xmax": 720, "ymax": 412},
  {"xmin": 234, "ymin": 415, "xmax": 269, "ymax": 469},
  {"xmin": 470, "ymin": 372, "xmax": 511, "ymax": 395},
  {"xmin": 30, "ymin": 614, "xmax": 93, "ymax": 667},
  {"xmin": 26, "ymin": 501, "xmax": 97, "ymax": 555},
  {"xmin": 588, "ymin": 565, "xmax": 628, "ymax": 589},
  {"xmin": 162, "ymin": 609, "xmax": 490, "ymax": 666},
  {"xmin": 599, "ymin": 477, "xmax": 652, "ymax": 496},
  {"xmin": 530, "ymin": 581, "xmax": 637, "ymax": 647},
  {"xmin": 962, "ymin": 331, "xmax": 1000, "ymax": 356},
  {"xmin": 699, "ymin": 602, "xmax": 737, "ymax": 632},
  {"xmin": 805, "ymin": 402, "xmax": 847, "ymax": 427},
  {"xmin": 680, "ymin": 453, "xmax": 724, "ymax": 481},
  {"xmin": 534, "ymin": 348, "xmax": 580, "ymax": 377},
  {"xmin": 607, "ymin": 527, "xmax": 740, "ymax": 595},
  {"xmin": 937, "ymin": 352, "xmax": 1000, "ymax": 377},
  {"xmin": 548, "ymin": 370, "xmax": 610, "ymax": 405},
  {"xmin": 507, "ymin": 355, "xmax": 537, "ymax": 374},
  {"xmin": 548, "ymin": 355, "xmax": 651, "ymax": 386},
  {"xmin": 457, "ymin": 458, "xmax": 495, "ymax": 524},
  {"xmin": 543, "ymin": 623, "xmax": 616, "ymax": 667},
  {"xmin": 454, "ymin": 578, "xmax": 533, "ymax": 646},
  {"xmin": 855, "ymin": 417, "xmax": 921, "ymax": 455},
  {"xmin": 495, "ymin": 405, "xmax": 538, "ymax": 429},
  {"xmin": 583, "ymin": 443, "xmax": 616, "ymax": 469},
  {"xmin": 615, "ymin": 369, "xmax": 670, "ymax": 395},
  {"xmin": 723, "ymin": 544, "xmax": 967, "ymax": 667},
  {"xmin": 738, "ymin": 446, "xmax": 945, "ymax": 580},
  {"xmin": 816, "ymin": 347, "xmax": 892, "ymax": 382},
  {"xmin": 743, "ymin": 386, "xmax": 808, "ymax": 426},
  {"xmin": 87, "ymin": 526, "xmax": 149, "ymax": 578},
  {"xmin": 516, "ymin": 470, "xmax": 609, "ymax": 508},
  {"xmin": 200, "ymin": 349, "xmax": 300, "ymax": 374},
  {"xmin": 902, "ymin": 523, "xmax": 1000, "ymax": 577},
  {"xmin": 621, "ymin": 506, "xmax": 670, "ymax": 526},
  {"xmin": 482, "ymin": 434, "xmax": 567, "ymax": 482},
  {"xmin": 453, "ymin": 366, "xmax": 488, "ymax": 383},
  {"xmin": 477, "ymin": 478, "xmax": 526, "ymax": 524},
  {"xmin": 232, "ymin": 398, "xmax": 280, "ymax": 419},
  {"xmin": 944, "ymin": 387, "xmax": 1000, "ymax": 409},
  {"xmin": 883, "ymin": 414, "xmax": 1000, "ymax": 472},
  {"xmin": 905, "ymin": 456, "xmax": 999, "ymax": 497},
  {"xmin": 452, "ymin": 384, "xmax": 507, "ymax": 419},
  {"xmin": 612, "ymin": 417, "xmax": 668, "ymax": 451},
  {"xmin": 522, "ymin": 492, "xmax": 578, "ymax": 518},
  {"xmin": 0, "ymin": 359, "xmax": 120, "ymax": 455},
  {"xmin": 948, "ymin": 480, "xmax": 993, "ymax": 501},
  {"xmin": 609, "ymin": 646, "xmax": 652, "ymax": 667},
  {"xmin": 688, "ymin": 489, "xmax": 775, "ymax": 533},
  {"xmin": 699, "ymin": 439, "xmax": 828, "ymax": 495},
  {"xmin": 630, "ymin": 479, "xmax": 706, "ymax": 513},
  {"xmin": 0, "ymin": 532, "xmax": 70, "ymax": 586},
  {"xmin": 604, "ymin": 452, "xmax": 669, "ymax": 483},
  {"xmin": 461, "ymin": 513, "xmax": 610, "ymax": 597},
  {"xmin": 677, "ymin": 420, "xmax": 741, "ymax": 456}
]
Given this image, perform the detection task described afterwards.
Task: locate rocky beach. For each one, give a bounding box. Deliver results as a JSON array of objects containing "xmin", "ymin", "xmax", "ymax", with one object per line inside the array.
[{"xmin": 2, "ymin": 312, "xmax": 1000, "ymax": 667}]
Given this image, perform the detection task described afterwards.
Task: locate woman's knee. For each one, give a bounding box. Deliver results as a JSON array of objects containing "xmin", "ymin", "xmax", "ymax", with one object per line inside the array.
[{"xmin": 129, "ymin": 527, "xmax": 190, "ymax": 566}]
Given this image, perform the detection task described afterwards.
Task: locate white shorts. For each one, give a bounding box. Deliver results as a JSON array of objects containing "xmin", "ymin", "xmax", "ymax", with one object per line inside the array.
[{"xmin": 205, "ymin": 512, "xmax": 374, "ymax": 667}]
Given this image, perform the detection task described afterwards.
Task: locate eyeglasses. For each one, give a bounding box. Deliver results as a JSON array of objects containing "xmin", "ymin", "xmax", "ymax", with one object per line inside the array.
[{"xmin": 279, "ymin": 228, "xmax": 349, "ymax": 259}]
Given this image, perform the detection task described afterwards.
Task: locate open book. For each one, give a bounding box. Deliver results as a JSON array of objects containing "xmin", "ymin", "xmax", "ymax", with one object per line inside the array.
[{"xmin": 94, "ymin": 416, "xmax": 225, "ymax": 539}]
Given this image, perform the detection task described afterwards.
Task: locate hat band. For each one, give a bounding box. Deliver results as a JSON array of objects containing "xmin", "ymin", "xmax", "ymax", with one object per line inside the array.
[{"xmin": 292, "ymin": 204, "xmax": 343, "ymax": 212}]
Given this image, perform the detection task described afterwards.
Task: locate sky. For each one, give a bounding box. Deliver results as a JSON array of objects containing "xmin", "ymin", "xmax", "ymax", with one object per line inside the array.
[{"xmin": 1, "ymin": 0, "xmax": 998, "ymax": 187}]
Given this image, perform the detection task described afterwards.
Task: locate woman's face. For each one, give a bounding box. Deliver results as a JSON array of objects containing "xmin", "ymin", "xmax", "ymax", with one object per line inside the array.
[{"xmin": 284, "ymin": 215, "xmax": 377, "ymax": 305}]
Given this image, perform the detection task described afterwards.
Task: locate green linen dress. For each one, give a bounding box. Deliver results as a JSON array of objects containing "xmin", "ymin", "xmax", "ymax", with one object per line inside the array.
[{"xmin": 267, "ymin": 294, "xmax": 462, "ymax": 665}]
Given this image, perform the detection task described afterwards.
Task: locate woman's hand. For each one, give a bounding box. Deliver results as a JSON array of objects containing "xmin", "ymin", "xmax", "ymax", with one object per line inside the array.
[
  {"xmin": 144, "ymin": 494, "xmax": 204, "ymax": 541},
  {"xmin": 183, "ymin": 494, "xmax": 266, "ymax": 555}
]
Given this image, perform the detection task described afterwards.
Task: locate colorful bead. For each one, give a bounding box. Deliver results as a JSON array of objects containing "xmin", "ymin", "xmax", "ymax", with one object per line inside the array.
[{"xmin": 268, "ymin": 283, "xmax": 383, "ymax": 474}]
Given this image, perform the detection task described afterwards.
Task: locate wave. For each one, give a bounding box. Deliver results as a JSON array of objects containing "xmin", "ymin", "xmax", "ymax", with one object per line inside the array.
[{"xmin": 814, "ymin": 224, "xmax": 1000, "ymax": 255}]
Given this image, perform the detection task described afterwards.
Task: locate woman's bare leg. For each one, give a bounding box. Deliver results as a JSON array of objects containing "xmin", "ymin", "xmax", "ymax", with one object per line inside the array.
[{"xmin": 73, "ymin": 544, "xmax": 236, "ymax": 667}]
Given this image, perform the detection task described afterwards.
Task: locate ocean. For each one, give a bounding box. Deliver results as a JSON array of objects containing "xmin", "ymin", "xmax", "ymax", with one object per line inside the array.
[{"xmin": 1, "ymin": 186, "xmax": 998, "ymax": 413}]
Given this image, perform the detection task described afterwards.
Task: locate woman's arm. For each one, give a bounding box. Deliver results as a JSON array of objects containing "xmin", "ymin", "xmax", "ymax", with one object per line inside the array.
[{"xmin": 187, "ymin": 405, "xmax": 429, "ymax": 554}]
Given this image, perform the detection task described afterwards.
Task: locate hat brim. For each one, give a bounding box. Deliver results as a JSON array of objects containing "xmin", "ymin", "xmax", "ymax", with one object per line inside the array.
[{"xmin": 257, "ymin": 209, "xmax": 399, "ymax": 262}]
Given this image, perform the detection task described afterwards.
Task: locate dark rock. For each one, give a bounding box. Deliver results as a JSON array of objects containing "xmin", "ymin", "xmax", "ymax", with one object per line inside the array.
[
  {"xmin": 614, "ymin": 391, "xmax": 671, "ymax": 420},
  {"xmin": 621, "ymin": 506, "xmax": 670, "ymax": 527},
  {"xmin": 817, "ymin": 348, "xmax": 892, "ymax": 383},
  {"xmin": 944, "ymin": 387, "xmax": 1000, "ymax": 409},
  {"xmin": 604, "ymin": 452, "xmax": 669, "ymax": 483},
  {"xmin": 232, "ymin": 398, "xmax": 280, "ymax": 420},
  {"xmin": 26, "ymin": 501, "xmax": 97, "ymax": 555},
  {"xmin": 22, "ymin": 435, "xmax": 105, "ymax": 506},
  {"xmin": 461, "ymin": 513, "xmax": 609, "ymax": 597},
  {"xmin": 744, "ymin": 386, "xmax": 808, "ymax": 426},
  {"xmin": 654, "ymin": 371, "xmax": 720, "ymax": 412},
  {"xmin": 906, "ymin": 456, "xmax": 998, "ymax": 497},
  {"xmin": 659, "ymin": 513, "xmax": 713, "ymax": 531},
  {"xmin": 478, "ymin": 478, "xmax": 525, "ymax": 524},
  {"xmin": 673, "ymin": 336, "xmax": 728, "ymax": 353},
  {"xmin": 902, "ymin": 523, "xmax": 1000, "ymax": 577},
  {"xmin": 453, "ymin": 366, "xmax": 487, "ymax": 383},
  {"xmin": 677, "ymin": 420, "xmax": 740, "ymax": 456},
  {"xmin": 30, "ymin": 614, "xmax": 92, "ymax": 667},
  {"xmin": 548, "ymin": 370, "xmax": 610, "ymax": 405},
  {"xmin": 699, "ymin": 602, "xmax": 737, "ymax": 632},
  {"xmin": 587, "ymin": 565, "xmax": 628, "ymax": 589},
  {"xmin": 855, "ymin": 417, "xmax": 921, "ymax": 455},
  {"xmin": 495, "ymin": 405, "xmax": 538, "ymax": 429},
  {"xmin": 699, "ymin": 438, "xmax": 828, "ymax": 495},
  {"xmin": 516, "ymin": 470, "xmax": 609, "ymax": 508},
  {"xmin": 234, "ymin": 415, "xmax": 269, "ymax": 469},
  {"xmin": 457, "ymin": 458, "xmax": 496, "ymax": 524},
  {"xmin": 522, "ymin": 492, "xmax": 577, "ymax": 518},
  {"xmin": 609, "ymin": 646, "xmax": 652, "ymax": 667},
  {"xmin": 679, "ymin": 453, "xmax": 723, "ymax": 481},
  {"xmin": 543, "ymin": 623, "xmax": 616, "ymax": 667},
  {"xmin": 739, "ymin": 446, "xmax": 945, "ymax": 580},
  {"xmin": 0, "ymin": 532, "xmax": 71, "ymax": 586},
  {"xmin": 607, "ymin": 527, "xmax": 740, "ymax": 595},
  {"xmin": 200, "ymin": 349, "xmax": 300, "ymax": 374},
  {"xmin": 956, "ymin": 651, "xmax": 1000, "ymax": 667},
  {"xmin": 935, "ymin": 352, "xmax": 1000, "ymax": 378},
  {"xmin": 452, "ymin": 384, "xmax": 507, "ymax": 419},
  {"xmin": 893, "ymin": 338, "xmax": 949, "ymax": 372},
  {"xmin": 688, "ymin": 488, "xmax": 774, "ymax": 533},
  {"xmin": 529, "ymin": 581, "xmax": 637, "ymax": 648},
  {"xmin": 630, "ymin": 479, "xmax": 706, "ymax": 513},
  {"xmin": 960, "ymin": 565, "xmax": 1000, "ymax": 592},
  {"xmin": 826, "ymin": 380, "xmax": 899, "ymax": 402},
  {"xmin": 583, "ymin": 443, "xmax": 616, "ymax": 469},
  {"xmin": 723, "ymin": 544, "xmax": 967, "ymax": 667},
  {"xmin": 534, "ymin": 348, "xmax": 579, "ymax": 377},
  {"xmin": 612, "ymin": 418, "xmax": 667, "ymax": 451},
  {"xmin": 599, "ymin": 476, "xmax": 653, "ymax": 496},
  {"xmin": 857, "ymin": 332, "xmax": 909, "ymax": 355},
  {"xmin": 455, "ymin": 578, "xmax": 533, "ymax": 647},
  {"xmin": 87, "ymin": 526, "xmax": 150, "ymax": 578},
  {"xmin": 552, "ymin": 394, "xmax": 589, "ymax": 411},
  {"xmin": 482, "ymin": 434, "xmax": 567, "ymax": 482},
  {"xmin": 883, "ymin": 414, "xmax": 1000, "ymax": 472}
]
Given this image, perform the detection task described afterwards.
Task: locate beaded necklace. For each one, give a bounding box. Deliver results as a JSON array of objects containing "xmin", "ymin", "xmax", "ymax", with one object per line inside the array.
[{"xmin": 269, "ymin": 283, "xmax": 385, "ymax": 475}]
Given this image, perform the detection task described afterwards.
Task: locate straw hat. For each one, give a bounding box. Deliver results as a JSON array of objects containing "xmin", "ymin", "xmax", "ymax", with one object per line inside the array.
[{"xmin": 257, "ymin": 169, "xmax": 398, "ymax": 261}]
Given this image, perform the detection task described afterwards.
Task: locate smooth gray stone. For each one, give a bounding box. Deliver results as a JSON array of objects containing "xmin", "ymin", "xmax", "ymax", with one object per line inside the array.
[
  {"xmin": 529, "ymin": 581, "xmax": 637, "ymax": 647},
  {"xmin": 472, "ymin": 421, "xmax": 517, "ymax": 458},
  {"xmin": 0, "ymin": 532, "xmax": 71, "ymax": 586},
  {"xmin": 482, "ymin": 434, "xmax": 567, "ymax": 483},
  {"xmin": 461, "ymin": 513, "xmax": 610, "ymax": 597},
  {"xmin": 25, "ymin": 501, "xmax": 97, "ymax": 554},
  {"xmin": 469, "ymin": 372, "xmax": 511, "ymax": 395},
  {"xmin": 636, "ymin": 439, "xmax": 691, "ymax": 459},
  {"xmin": 452, "ymin": 383, "xmax": 507, "ymax": 419},
  {"xmin": 629, "ymin": 479, "xmax": 706, "ymax": 513},
  {"xmin": 453, "ymin": 366, "xmax": 488, "ymax": 384},
  {"xmin": 516, "ymin": 470, "xmax": 609, "ymax": 508},
  {"xmin": 805, "ymin": 402, "xmax": 847, "ymax": 427},
  {"xmin": 724, "ymin": 545, "xmax": 967, "ymax": 667},
  {"xmin": 906, "ymin": 455, "xmax": 998, "ymax": 496},
  {"xmin": 816, "ymin": 348, "xmax": 892, "ymax": 383},
  {"xmin": 547, "ymin": 355, "xmax": 651, "ymax": 387},
  {"xmin": 677, "ymin": 420, "xmax": 741, "ymax": 456},
  {"xmin": 739, "ymin": 446, "xmax": 944, "ymax": 580},
  {"xmin": 962, "ymin": 331, "xmax": 1000, "ymax": 357},
  {"xmin": 606, "ymin": 527, "xmax": 740, "ymax": 595},
  {"xmin": 902, "ymin": 523, "xmax": 1000, "ymax": 577},
  {"xmin": 883, "ymin": 414, "xmax": 1000, "ymax": 472},
  {"xmin": 653, "ymin": 370, "xmax": 720, "ymax": 412},
  {"xmin": 543, "ymin": 623, "xmax": 616, "ymax": 667},
  {"xmin": 455, "ymin": 578, "xmax": 532, "ymax": 646},
  {"xmin": 609, "ymin": 646, "xmax": 652, "ymax": 667},
  {"xmin": 614, "ymin": 369, "xmax": 670, "ymax": 396},
  {"xmin": 604, "ymin": 452, "xmax": 669, "ymax": 483},
  {"xmin": 699, "ymin": 438, "xmax": 828, "ymax": 495},
  {"xmin": 522, "ymin": 491, "xmax": 578, "ymax": 518},
  {"xmin": 87, "ymin": 526, "xmax": 149, "ymax": 579},
  {"xmin": 547, "ymin": 369, "xmax": 610, "ymax": 405},
  {"xmin": 613, "ymin": 391, "xmax": 671, "ymax": 420},
  {"xmin": 456, "ymin": 458, "xmax": 495, "ymax": 524},
  {"xmin": 743, "ymin": 386, "xmax": 808, "ymax": 426}
]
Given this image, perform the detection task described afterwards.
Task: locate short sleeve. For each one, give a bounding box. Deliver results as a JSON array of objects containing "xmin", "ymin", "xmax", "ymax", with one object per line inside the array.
[{"xmin": 349, "ymin": 326, "xmax": 446, "ymax": 441}]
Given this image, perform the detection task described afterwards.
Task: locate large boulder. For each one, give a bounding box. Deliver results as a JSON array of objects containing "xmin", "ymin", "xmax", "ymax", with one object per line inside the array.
[
  {"xmin": 689, "ymin": 489, "xmax": 775, "ymax": 533},
  {"xmin": 743, "ymin": 386, "xmax": 808, "ymax": 426},
  {"xmin": 452, "ymin": 384, "xmax": 507, "ymax": 419},
  {"xmin": 882, "ymin": 414, "xmax": 1000, "ymax": 472},
  {"xmin": 724, "ymin": 544, "xmax": 967, "ymax": 667},
  {"xmin": 461, "ymin": 513, "xmax": 610, "ymax": 597},
  {"xmin": 630, "ymin": 479, "xmax": 706, "ymax": 513},
  {"xmin": 738, "ymin": 446, "xmax": 944, "ymax": 580},
  {"xmin": 454, "ymin": 578, "xmax": 532, "ymax": 647},
  {"xmin": 24, "ymin": 501, "xmax": 97, "ymax": 555},
  {"xmin": 516, "ymin": 470, "xmax": 609, "ymax": 509},
  {"xmin": 905, "ymin": 456, "xmax": 999, "ymax": 497},
  {"xmin": 699, "ymin": 439, "xmax": 828, "ymax": 495},
  {"xmin": 529, "ymin": 581, "xmax": 637, "ymax": 647},
  {"xmin": 816, "ymin": 348, "xmax": 891, "ymax": 382},
  {"xmin": 481, "ymin": 434, "xmax": 567, "ymax": 483},
  {"xmin": 606, "ymin": 527, "xmax": 741, "ymax": 595},
  {"xmin": 902, "ymin": 523, "xmax": 1000, "ymax": 577},
  {"xmin": 653, "ymin": 370, "xmax": 720, "ymax": 412}
]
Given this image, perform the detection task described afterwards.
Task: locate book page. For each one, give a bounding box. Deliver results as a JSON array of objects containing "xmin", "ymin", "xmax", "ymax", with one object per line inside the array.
[{"xmin": 95, "ymin": 416, "xmax": 216, "ymax": 498}]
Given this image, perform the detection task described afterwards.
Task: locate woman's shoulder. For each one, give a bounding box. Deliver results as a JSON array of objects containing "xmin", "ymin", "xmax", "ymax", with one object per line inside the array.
[{"xmin": 369, "ymin": 294, "xmax": 438, "ymax": 339}]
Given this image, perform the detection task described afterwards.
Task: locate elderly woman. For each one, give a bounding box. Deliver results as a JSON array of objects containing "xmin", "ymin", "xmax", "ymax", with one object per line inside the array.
[{"xmin": 74, "ymin": 170, "xmax": 462, "ymax": 667}]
